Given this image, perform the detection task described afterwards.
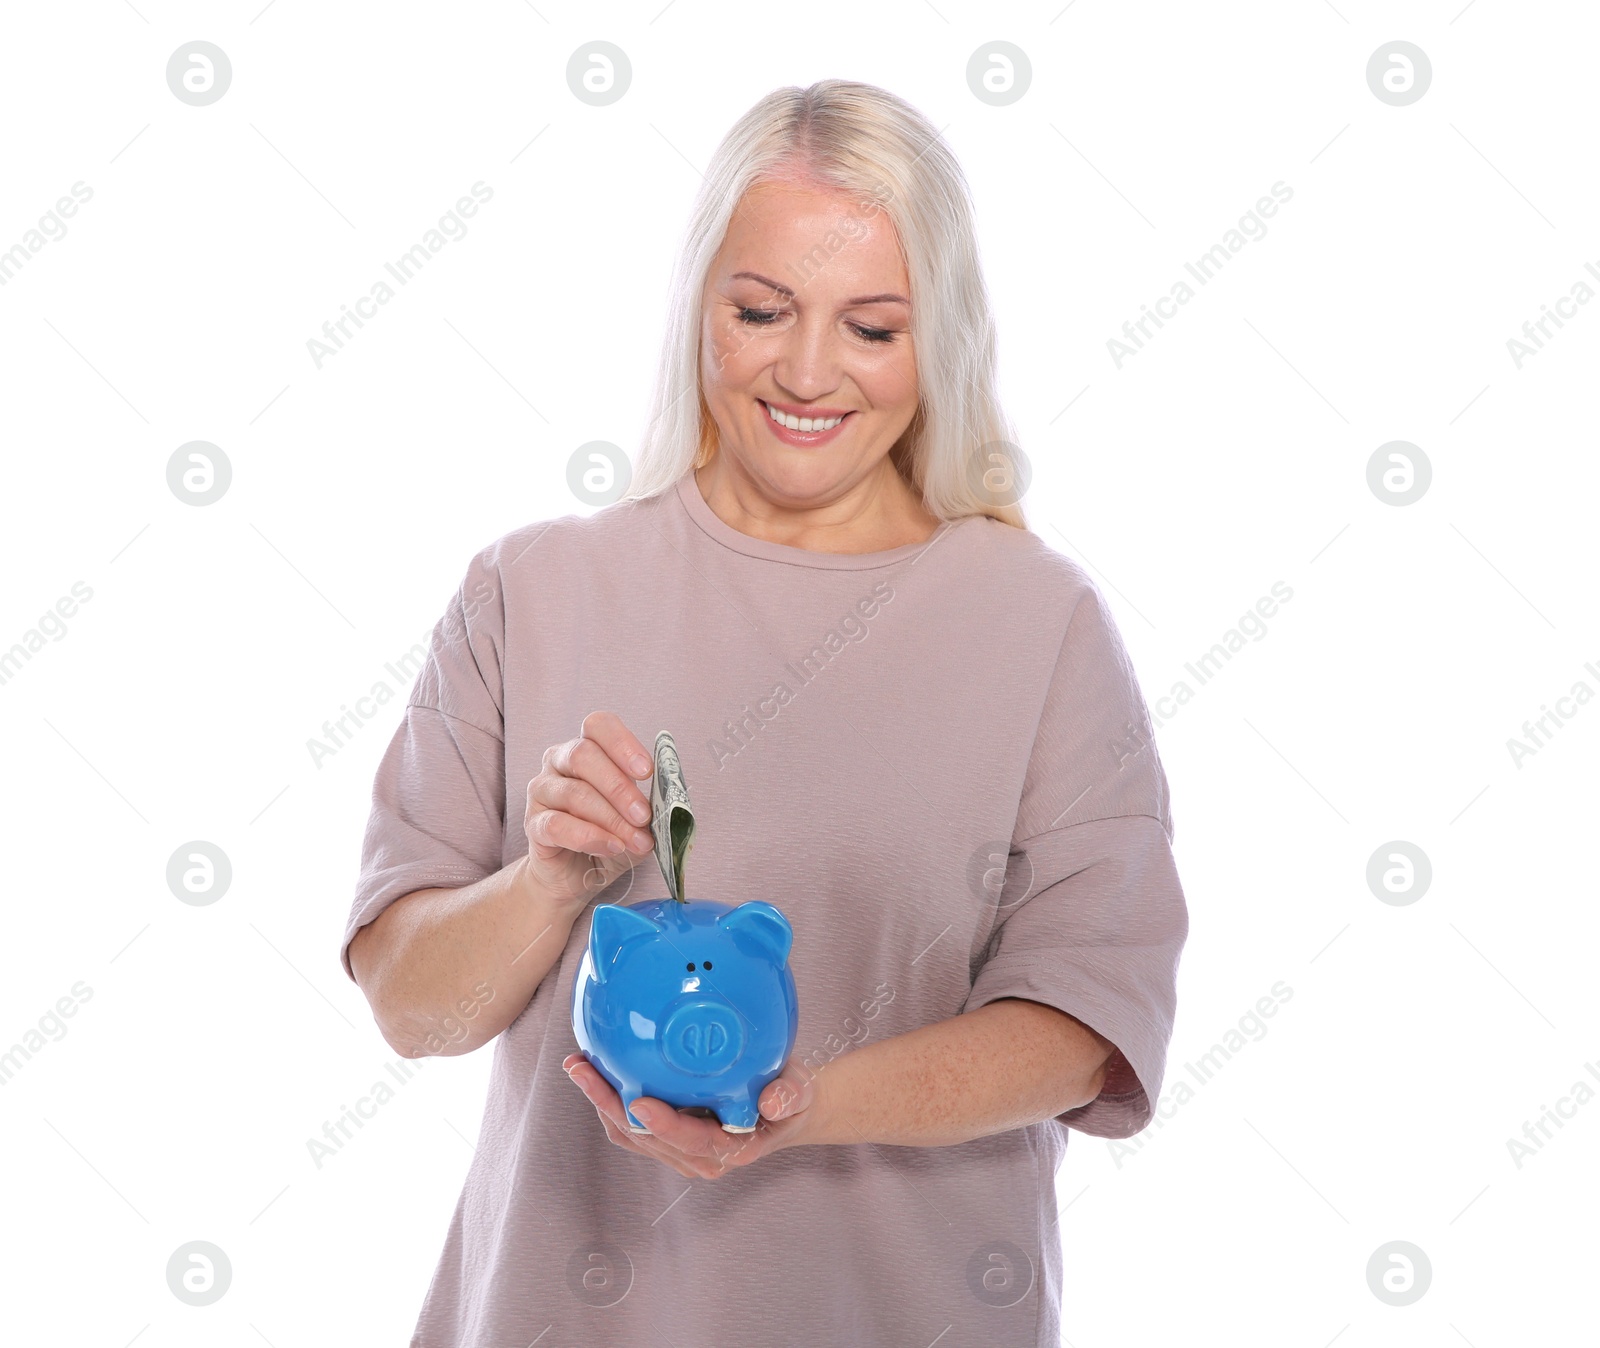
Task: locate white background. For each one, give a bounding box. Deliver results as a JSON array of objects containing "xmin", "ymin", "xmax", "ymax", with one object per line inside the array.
[{"xmin": 1, "ymin": 1, "xmax": 1594, "ymax": 1344}]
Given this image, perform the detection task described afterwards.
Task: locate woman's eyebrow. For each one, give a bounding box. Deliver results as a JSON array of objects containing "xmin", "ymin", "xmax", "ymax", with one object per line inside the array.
[{"xmin": 729, "ymin": 270, "xmax": 909, "ymax": 306}]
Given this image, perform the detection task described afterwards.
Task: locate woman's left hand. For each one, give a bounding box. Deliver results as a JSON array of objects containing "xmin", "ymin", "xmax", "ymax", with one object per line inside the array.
[{"xmin": 562, "ymin": 1051, "xmax": 820, "ymax": 1179}]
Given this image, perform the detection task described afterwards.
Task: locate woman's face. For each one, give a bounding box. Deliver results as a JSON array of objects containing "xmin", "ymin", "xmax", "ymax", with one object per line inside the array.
[{"xmin": 699, "ymin": 178, "xmax": 918, "ymax": 508}]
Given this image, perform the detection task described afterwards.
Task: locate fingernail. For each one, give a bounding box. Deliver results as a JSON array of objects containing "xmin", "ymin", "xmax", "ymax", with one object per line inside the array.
[
  {"xmin": 631, "ymin": 754, "xmax": 651, "ymax": 776},
  {"xmin": 632, "ymin": 1103, "xmax": 654, "ymax": 1127},
  {"xmin": 628, "ymin": 801, "xmax": 649, "ymax": 824}
]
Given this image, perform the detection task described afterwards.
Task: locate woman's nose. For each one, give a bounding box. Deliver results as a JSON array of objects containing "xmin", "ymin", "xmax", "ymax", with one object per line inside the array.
[{"xmin": 770, "ymin": 318, "xmax": 844, "ymax": 400}]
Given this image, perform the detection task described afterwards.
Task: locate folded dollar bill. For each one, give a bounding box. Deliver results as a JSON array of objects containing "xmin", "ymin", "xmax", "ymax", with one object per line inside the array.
[{"xmin": 649, "ymin": 729, "xmax": 695, "ymax": 904}]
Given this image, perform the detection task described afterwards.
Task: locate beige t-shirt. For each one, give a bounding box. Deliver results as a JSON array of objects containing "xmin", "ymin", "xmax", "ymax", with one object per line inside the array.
[{"xmin": 341, "ymin": 471, "xmax": 1189, "ymax": 1347}]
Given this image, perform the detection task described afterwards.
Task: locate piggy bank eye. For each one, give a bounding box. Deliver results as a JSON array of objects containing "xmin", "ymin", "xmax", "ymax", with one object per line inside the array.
[
  {"xmin": 702, "ymin": 961, "xmax": 712, "ymax": 970},
  {"xmin": 685, "ymin": 961, "xmax": 695, "ymax": 972}
]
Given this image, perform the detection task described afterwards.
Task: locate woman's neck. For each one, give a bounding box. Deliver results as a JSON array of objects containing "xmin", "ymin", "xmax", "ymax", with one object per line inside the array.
[{"xmin": 693, "ymin": 455, "xmax": 940, "ymax": 555}]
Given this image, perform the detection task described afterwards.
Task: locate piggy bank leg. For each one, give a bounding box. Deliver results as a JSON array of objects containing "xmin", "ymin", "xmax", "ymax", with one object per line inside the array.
[
  {"xmin": 719, "ymin": 1092, "xmax": 760, "ymax": 1133},
  {"xmin": 622, "ymin": 1095, "xmax": 650, "ymax": 1133}
]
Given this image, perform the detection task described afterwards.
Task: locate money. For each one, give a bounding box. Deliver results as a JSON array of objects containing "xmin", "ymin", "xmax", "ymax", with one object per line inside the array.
[{"xmin": 649, "ymin": 729, "xmax": 695, "ymax": 904}]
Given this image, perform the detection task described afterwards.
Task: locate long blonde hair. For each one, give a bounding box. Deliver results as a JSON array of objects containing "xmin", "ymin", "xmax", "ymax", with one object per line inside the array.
[{"xmin": 621, "ymin": 79, "xmax": 1028, "ymax": 530}]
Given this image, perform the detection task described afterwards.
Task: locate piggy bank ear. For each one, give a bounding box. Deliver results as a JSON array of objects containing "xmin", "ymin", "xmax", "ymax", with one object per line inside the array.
[
  {"xmin": 719, "ymin": 901, "xmax": 793, "ymax": 966},
  {"xmin": 589, "ymin": 904, "xmax": 661, "ymax": 984}
]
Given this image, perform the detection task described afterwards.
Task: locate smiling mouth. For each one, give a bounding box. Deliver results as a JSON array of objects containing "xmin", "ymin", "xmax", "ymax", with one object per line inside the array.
[{"xmin": 760, "ymin": 399, "xmax": 854, "ymax": 434}]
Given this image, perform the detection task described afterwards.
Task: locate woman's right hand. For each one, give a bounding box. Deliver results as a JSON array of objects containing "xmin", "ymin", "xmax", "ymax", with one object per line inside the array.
[{"xmin": 520, "ymin": 711, "xmax": 659, "ymax": 909}]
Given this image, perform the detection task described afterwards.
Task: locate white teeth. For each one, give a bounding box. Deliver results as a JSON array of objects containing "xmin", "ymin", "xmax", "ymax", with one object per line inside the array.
[{"xmin": 765, "ymin": 402, "xmax": 844, "ymax": 433}]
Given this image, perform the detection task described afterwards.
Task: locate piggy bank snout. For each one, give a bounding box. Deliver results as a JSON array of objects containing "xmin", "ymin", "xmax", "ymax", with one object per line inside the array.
[{"xmin": 659, "ymin": 996, "xmax": 745, "ymax": 1077}]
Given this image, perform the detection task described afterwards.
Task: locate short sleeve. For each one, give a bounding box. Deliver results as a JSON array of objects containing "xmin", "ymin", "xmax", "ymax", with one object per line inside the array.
[
  {"xmin": 961, "ymin": 577, "xmax": 1188, "ymax": 1138},
  {"xmin": 338, "ymin": 552, "xmax": 508, "ymax": 982}
]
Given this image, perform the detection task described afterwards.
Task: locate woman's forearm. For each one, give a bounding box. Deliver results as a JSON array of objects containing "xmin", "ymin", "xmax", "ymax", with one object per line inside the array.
[
  {"xmin": 348, "ymin": 857, "xmax": 586, "ymax": 1058},
  {"xmin": 800, "ymin": 997, "xmax": 1116, "ymax": 1148}
]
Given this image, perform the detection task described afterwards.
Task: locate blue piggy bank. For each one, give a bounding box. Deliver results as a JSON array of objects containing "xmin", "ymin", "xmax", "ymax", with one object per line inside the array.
[{"xmin": 571, "ymin": 898, "xmax": 799, "ymax": 1134}]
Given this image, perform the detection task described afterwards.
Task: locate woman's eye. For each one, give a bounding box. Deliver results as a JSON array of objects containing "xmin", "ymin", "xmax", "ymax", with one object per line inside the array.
[{"xmin": 735, "ymin": 308, "xmax": 896, "ymax": 343}]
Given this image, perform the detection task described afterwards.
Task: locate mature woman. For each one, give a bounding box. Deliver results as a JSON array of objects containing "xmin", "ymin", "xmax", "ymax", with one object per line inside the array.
[{"xmin": 343, "ymin": 79, "xmax": 1188, "ymax": 1348}]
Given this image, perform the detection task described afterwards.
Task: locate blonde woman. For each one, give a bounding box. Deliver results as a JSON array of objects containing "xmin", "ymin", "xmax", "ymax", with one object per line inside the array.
[{"xmin": 344, "ymin": 79, "xmax": 1188, "ymax": 1348}]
